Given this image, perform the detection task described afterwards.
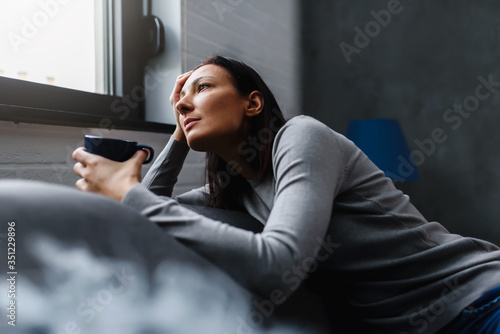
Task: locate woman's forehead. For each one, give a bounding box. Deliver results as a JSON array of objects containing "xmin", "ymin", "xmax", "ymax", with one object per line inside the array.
[{"xmin": 189, "ymin": 64, "xmax": 229, "ymax": 82}]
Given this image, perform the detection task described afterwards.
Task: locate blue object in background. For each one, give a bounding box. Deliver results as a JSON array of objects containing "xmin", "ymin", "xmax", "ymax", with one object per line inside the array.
[{"xmin": 345, "ymin": 119, "xmax": 420, "ymax": 181}]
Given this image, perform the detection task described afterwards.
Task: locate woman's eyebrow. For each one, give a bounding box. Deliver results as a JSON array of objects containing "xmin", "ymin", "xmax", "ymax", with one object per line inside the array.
[{"xmin": 180, "ymin": 76, "xmax": 215, "ymax": 97}]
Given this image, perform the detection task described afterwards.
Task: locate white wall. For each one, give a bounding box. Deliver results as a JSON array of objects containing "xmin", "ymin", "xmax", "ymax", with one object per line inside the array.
[{"xmin": 0, "ymin": 0, "xmax": 301, "ymax": 196}]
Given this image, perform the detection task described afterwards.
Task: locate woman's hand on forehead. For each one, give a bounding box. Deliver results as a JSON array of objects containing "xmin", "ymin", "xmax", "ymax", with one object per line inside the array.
[
  {"xmin": 170, "ymin": 70, "xmax": 193, "ymax": 143},
  {"xmin": 170, "ymin": 71, "xmax": 193, "ymax": 108}
]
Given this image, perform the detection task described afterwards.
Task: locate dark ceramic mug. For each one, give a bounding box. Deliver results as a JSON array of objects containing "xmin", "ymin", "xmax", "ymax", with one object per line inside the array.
[{"xmin": 84, "ymin": 135, "xmax": 154, "ymax": 164}]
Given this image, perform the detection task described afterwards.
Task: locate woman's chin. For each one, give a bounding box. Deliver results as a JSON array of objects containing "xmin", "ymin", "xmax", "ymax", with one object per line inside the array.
[
  {"xmin": 186, "ymin": 136, "xmax": 209, "ymax": 152},
  {"xmin": 186, "ymin": 130, "xmax": 231, "ymax": 153}
]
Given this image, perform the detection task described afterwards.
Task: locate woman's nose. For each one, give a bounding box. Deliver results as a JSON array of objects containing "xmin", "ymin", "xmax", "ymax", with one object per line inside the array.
[{"xmin": 176, "ymin": 96, "xmax": 193, "ymax": 116}]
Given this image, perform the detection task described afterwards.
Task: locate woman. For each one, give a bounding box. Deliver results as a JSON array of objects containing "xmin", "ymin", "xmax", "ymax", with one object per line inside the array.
[{"xmin": 73, "ymin": 56, "xmax": 500, "ymax": 333}]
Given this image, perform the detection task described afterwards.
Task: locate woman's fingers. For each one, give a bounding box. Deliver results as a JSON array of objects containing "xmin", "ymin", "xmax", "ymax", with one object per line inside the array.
[
  {"xmin": 73, "ymin": 162, "xmax": 86, "ymax": 178},
  {"xmin": 72, "ymin": 146, "xmax": 105, "ymax": 189},
  {"xmin": 170, "ymin": 71, "xmax": 193, "ymax": 143},
  {"xmin": 75, "ymin": 178, "xmax": 88, "ymax": 191},
  {"xmin": 75, "ymin": 178, "xmax": 98, "ymax": 193},
  {"xmin": 130, "ymin": 149, "xmax": 147, "ymax": 166},
  {"xmin": 177, "ymin": 70, "xmax": 193, "ymax": 83},
  {"xmin": 72, "ymin": 147, "xmax": 93, "ymax": 179},
  {"xmin": 72, "ymin": 147, "xmax": 93, "ymax": 165},
  {"xmin": 170, "ymin": 70, "xmax": 193, "ymax": 106},
  {"xmin": 72, "ymin": 146, "xmax": 144, "ymax": 201}
]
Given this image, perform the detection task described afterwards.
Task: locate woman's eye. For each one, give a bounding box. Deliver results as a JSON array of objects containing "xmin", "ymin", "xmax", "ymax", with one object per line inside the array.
[{"xmin": 198, "ymin": 83, "xmax": 210, "ymax": 92}]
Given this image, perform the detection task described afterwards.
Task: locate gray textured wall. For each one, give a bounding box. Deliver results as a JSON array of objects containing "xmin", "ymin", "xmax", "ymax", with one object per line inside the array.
[
  {"xmin": 302, "ymin": 0, "xmax": 500, "ymax": 245},
  {"xmin": 182, "ymin": 0, "xmax": 301, "ymax": 118}
]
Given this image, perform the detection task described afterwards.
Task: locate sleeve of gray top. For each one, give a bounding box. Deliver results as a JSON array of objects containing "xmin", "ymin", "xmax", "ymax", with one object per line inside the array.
[
  {"xmin": 141, "ymin": 136, "xmax": 207, "ymax": 205},
  {"xmin": 122, "ymin": 117, "xmax": 345, "ymax": 298}
]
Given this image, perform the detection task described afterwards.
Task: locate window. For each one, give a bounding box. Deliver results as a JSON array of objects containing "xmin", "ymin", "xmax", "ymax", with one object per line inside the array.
[
  {"xmin": 0, "ymin": 0, "xmax": 172, "ymax": 132},
  {"xmin": 0, "ymin": 0, "xmax": 108, "ymax": 94}
]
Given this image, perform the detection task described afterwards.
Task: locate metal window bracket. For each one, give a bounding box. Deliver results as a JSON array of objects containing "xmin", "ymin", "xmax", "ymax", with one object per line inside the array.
[
  {"xmin": 142, "ymin": 15, "xmax": 165, "ymax": 58},
  {"xmin": 141, "ymin": 0, "xmax": 164, "ymax": 58}
]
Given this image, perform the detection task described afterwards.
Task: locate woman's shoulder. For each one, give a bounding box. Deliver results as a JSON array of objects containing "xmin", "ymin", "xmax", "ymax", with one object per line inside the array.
[
  {"xmin": 281, "ymin": 114, "xmax": 329, "ymax": 129},
  {"xmin": 272, "ymin": 115, "xmax": 352, "ymax": 157},
  {"xmin": 270, "ymin": 115, "xmax": 351, "ymax": 192},
  {"xmin": 276, "ymin": 115, "xmax": 346, "ymax": 142}
]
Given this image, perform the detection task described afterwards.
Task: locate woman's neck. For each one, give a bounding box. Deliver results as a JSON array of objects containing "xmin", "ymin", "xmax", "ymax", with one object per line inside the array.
[
  {"xmin": 217, "ymin": 147, "xmax": 257, "ymax": 180},
  {"xmin": 212, "ymin": 123, "xmax": 258, "ymax": 180}
]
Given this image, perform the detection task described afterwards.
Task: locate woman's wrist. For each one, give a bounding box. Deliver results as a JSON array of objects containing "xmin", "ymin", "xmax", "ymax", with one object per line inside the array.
[
  {"xmin": 172, "ymin": 127, "xmax": 187, "ymax": 143},
  {"xmin": 117, "ymin": 180, "xmax": 140, "ymax": 202}
]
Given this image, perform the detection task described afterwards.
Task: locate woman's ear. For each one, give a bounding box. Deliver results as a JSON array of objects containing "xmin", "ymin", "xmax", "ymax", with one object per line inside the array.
[{"xmin": 244, "ymin": 91, "xmax": 264, "ymax": 117}]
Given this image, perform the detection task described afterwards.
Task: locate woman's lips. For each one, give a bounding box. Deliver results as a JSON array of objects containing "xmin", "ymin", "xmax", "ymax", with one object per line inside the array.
[{"xmin": 184, "ymin": 118, "xmax": 200, "ymax": 131}]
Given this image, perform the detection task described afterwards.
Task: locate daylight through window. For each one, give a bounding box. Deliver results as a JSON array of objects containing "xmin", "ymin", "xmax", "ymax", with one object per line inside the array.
[{"xmin": 0, "ymin": 0, "xmax": 110, "ymax": 94}]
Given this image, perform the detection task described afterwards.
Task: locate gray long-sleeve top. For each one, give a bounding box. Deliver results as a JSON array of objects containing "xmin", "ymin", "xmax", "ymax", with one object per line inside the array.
[{"xmin": 122, "ymin": 115, "xmax": 500, "ymax": 333}]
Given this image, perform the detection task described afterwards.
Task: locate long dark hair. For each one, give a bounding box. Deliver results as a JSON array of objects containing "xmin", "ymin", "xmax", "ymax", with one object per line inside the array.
[{"xmin": 198, "ymin": 55, "xmax": 287, "ymax": 209}]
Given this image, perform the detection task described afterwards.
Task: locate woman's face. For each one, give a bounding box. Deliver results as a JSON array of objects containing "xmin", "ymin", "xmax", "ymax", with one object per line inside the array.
[{"xmin": 176, "ymin": 64, "xmax": 251, "ymax": 153}]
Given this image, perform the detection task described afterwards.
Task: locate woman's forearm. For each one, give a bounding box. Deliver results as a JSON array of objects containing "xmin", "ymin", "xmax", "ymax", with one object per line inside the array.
[{"xmin": 141, "ymin": 135, "xmax": 191, "ymax": 197}]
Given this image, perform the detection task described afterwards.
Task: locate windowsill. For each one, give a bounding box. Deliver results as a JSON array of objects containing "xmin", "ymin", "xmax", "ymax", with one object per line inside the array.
[{"xmin": 0, "ymin": 103, "xmax": 175, "ymax": 133}]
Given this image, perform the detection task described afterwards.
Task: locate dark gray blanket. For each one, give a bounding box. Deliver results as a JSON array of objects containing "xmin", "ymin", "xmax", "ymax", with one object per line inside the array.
[{"xmin": 0, "ymin": 180, "xmax": 330, "ymax": 334}]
